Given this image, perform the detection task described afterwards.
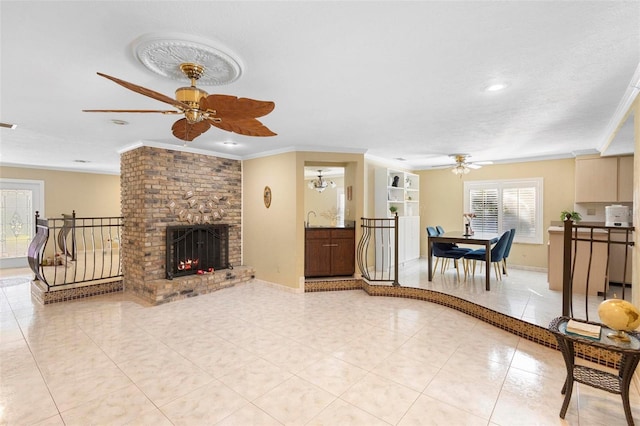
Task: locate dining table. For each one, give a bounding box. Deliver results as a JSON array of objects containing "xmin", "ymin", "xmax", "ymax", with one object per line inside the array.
[{"xmin": 427, "ymin": 231, "xmax": 499, "ymax": 290}]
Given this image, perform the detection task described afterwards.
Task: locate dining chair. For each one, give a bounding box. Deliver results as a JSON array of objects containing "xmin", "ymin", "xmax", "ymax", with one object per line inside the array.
[
  {"xmin": 501, "ymin": 228, "xmax": 516, "ymax": 275},
  {"xmin": 436, "ymin": 225, "xmax": 445, "ymax": 235},
  {"xmin": 463, "ymin": 230, "xmax": 511, "ymax": 281},
  {"xmin": 427, "ymin": 227, "xmax": 471, "ymax": 280}
]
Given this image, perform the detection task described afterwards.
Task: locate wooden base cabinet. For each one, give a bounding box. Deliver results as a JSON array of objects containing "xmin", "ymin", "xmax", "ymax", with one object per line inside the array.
[{"xmin": 305, "ymin": 228, "xmax": 355, "ymax": 277}]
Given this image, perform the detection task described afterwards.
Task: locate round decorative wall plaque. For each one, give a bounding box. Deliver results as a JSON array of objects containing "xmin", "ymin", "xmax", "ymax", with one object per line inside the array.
[{"xmin": 264, "ymin": 186, "xmax": 272, "ymax": 208}]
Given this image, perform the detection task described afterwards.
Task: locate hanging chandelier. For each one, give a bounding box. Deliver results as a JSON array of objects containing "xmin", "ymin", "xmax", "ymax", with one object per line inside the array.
[{"xmin": 308, "ymin": 170, "xmax": 336, "ymax": 193}]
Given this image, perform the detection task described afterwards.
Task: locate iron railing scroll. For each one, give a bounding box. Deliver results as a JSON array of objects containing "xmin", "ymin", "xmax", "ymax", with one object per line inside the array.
[
  {"xmin": 561, "ymin": 214, "xmax": 634, "ymax": 320},
  {"xmin": 357, "ymin": 214, "xmax": 399, "ymax": 286},
  {"xmin": 28, "ymin": 211, "xmax": 124, "ymax": 290}
]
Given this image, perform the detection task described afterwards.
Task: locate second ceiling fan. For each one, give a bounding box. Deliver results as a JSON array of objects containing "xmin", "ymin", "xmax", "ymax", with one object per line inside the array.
[
  {"xmin": 84, "ymin": 62, "xmax": 276, "ymax": 142},
  {"xmin": 448, "ymin": 154, "xmax": 492, "ymax": 175}
]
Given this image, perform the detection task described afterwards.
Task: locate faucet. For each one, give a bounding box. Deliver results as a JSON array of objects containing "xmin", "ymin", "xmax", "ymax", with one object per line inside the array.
[{"xmin": 306, "ymin": 210, "xmax": 316, "ymax": 227}]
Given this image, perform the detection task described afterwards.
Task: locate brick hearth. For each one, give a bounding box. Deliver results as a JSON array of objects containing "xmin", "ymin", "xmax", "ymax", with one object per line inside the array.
[{"xmin": 120, "ymin": 146, "xmax": 253, "ymax": 304}]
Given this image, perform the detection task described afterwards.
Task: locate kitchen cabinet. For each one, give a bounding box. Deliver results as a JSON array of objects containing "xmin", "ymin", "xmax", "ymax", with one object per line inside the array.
[
  {"xmin": 305, "ymin": 228, "xmax": 355, "ymax": 277},
  {"xmin": 618, "ymin": 156, "xmax": 634, "ymax": 202},
  {"xmin": 374, "ymin": 168, "xmax": 420, "ymax": 264},
  {"xmin": 548, "ymin": 226, "xmax": 633, "ymax": 295},
  {"xmin": 575, "ymin": 156, "xmax": 634, "ymax": 203}
]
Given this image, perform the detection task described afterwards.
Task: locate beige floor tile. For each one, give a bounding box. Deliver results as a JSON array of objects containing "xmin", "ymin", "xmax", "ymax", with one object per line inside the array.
[
  {"xmin": 491, "ymin": 367, "xmax": 578, "ymax": 425},
  {"xmin": 215, "ymin": 403, "xmax": 282, "ymax": 426},
  {"xmin": 59, "ymin": 384, "xmax": 160, "ymax": 426},
  {"xmin": 424, "ymin": 358, "xmax": 508, "ymax": 419},
  {"xmin": 297, "ymin": 355, "xmax": 369, "ymax": 396},
  {"xmin": 117, "ymin": 350, "xmax": 214, "ymax": 406},
  {"xmin": 341, "ymin": 372, "xmax": 420, "ymax": 424},
  {"xmin": 218, "ymin": 357, "xmax": 293, "ymax": 401},
  {"xmin": 397, "ymin": 394, "xmax": 488, "ymax": 426},
  {"xmin": 371, "ymin": 352, "xmax": 441, "ymax": 392},
  {"xmin": 254, "ymin": 376, "xmax": 337, "ymax": 425},
  {"xmin": 160, "ymin": 379, "xmax": 248, "ymax": 425},
  {"xmin": 307, "ymin": 398, "xmax": 391, "ymax": 426}
]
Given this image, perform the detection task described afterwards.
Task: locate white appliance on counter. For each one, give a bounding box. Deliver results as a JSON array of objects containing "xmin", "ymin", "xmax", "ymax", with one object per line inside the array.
[{"xmin": 605, "ymin": 205, "xmax": 630, "ymax": 227}]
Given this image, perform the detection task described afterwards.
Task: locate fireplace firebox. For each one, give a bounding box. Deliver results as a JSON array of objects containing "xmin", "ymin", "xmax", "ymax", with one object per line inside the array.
[{"xmin": 166, "ymin": 225, "xmax": 229, "ymax": 279}]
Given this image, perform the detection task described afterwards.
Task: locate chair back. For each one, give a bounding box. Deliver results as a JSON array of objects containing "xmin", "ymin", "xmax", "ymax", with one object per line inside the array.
[
  {"xmin": 503, "ymin": 228, "xmax": 516, "ymax": 259},
  {"xmin": 426, "ymin": 226, "xmax": 438, "ymax": 237},
  {"xmin": 490, "ymin": 230, "xmax": 512, "ymax": 261},
  {"xmin": 436, "ymin": 225, "xmax": 445, "ymax": 235}
]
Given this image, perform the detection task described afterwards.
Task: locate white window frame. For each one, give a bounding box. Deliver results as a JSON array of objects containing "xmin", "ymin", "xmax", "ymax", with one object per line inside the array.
[{"xmin": 464, "ymin": 178, "xmax": 543, "ymax": 244}]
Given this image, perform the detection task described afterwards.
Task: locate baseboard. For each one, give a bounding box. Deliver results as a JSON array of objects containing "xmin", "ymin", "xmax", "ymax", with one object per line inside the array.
[{"xmin": 253, "ymin": 278, "xmax": 304, "ymax": 294}]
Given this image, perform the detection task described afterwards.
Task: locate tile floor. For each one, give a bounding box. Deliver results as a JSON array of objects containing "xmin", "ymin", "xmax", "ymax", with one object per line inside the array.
[
  {"xmin": 1, "ymin": 266, "xmax": 639, "ymax": 425},
  {"xmin": 395, "ymin": 260, "xmax": 633, "ymax": 328}
]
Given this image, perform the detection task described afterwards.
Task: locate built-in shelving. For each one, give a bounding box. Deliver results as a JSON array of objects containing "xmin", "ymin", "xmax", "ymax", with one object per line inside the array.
[{"xmin": 375, "ymin": 168, "xmax": 421, "ymax": 264}]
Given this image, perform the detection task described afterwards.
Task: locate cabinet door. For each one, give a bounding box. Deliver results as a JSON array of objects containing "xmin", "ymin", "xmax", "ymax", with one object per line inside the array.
[
  {"xmin": 575, "ymin": 157, "xmax": 618, "ymax": 202},
  {"xmin": 331, "ymin": 236, "xmax": 355, "ymax": 276},
  {"xmin": 305, "ymin": 229, "xmax": 332, "ymax": 277},
  {"xmin": 330, "ymin": 229, "xmax": 355, "ymax": 276},
  {"xmin": 618, "ymin": 156, "xmax": 634, "ymax": 202},
  {"xmin": 398, "ymin": 216, "xmax": 420, "ymax": 263}
]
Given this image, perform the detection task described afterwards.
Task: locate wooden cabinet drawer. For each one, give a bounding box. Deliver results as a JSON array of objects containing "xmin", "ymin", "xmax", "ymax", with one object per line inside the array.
[
  {"xmin": 305, "ymin": 229, "xmax": 332, "ymax": 239},
  {"xmin": 331, "ymin": 228, "xmax": 355, "ymax": 239}
]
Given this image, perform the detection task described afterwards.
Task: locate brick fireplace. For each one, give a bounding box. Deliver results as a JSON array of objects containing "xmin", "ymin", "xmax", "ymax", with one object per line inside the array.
[{"xmin": 120, "ymin": 146, "xmax": 254, "ymax": 304}]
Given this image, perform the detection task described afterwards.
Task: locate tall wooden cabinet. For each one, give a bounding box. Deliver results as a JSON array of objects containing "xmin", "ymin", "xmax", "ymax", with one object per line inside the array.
[{"xmin": 375, "ymin": 168, "xmax": 420, "ymax": 264}]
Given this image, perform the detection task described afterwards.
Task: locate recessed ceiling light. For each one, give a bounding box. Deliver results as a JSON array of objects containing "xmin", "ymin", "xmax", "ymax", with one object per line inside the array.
[
  {"xmin": 393, "ymin": 157, "xmax": 406, "ymax": 161},
  {"xmin": 74, "ymin": 160, "xmax": 90, "ymax": 163},
  {"xmin": 485, "ymin": 83, "xmax": 507, "ymax": 92},
  {"xmin": 223, "ymin": 141, "xmax": 238, "ymax": 146},
  {"xmin": 111, "ymin": 119, "xmax": 129, "ymax": 125}
]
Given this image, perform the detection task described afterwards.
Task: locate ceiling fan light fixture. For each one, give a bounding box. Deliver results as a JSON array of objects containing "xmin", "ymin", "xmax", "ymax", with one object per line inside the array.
[
  {"xmin": 451, "ymin": 164, "xmax": 471, "ymax": 175},
  {"xmin": 450, "ymin": 154, "xmax": 472, "ymax": 177}
]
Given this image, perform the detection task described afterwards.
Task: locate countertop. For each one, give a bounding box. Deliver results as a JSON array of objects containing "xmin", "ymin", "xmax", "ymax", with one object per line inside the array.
[
  {"xmin": 549, "ymin": 221, "xmax": 633, "ymax": 227},
  {"xmin": 548, "ymin": 222, "xmax": 634, "ymax": 233},
  {"xmin": 305, "ymin": 220, "xmax": 356, "ymax": 229},
  {"xmin": 306, "ymin": 225, "xmax": 355, "ymax": 229}
]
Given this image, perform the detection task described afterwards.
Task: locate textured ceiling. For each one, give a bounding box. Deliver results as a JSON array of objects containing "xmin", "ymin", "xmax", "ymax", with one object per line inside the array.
[{"xmin": 1, "ymin": 1, "xmax": 638, "ymax": 174}]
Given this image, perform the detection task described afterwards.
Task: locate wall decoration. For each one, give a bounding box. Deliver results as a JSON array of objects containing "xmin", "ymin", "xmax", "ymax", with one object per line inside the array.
[
  {"xmin": 264, "ymin": 186, "xmax": 272, "ymax": 208},
  {"xmin": 168, "ymin": 189, "xmax": 232, "ymax": 223}
]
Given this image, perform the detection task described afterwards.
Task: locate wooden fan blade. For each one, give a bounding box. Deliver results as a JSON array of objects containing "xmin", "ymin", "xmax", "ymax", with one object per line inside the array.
[
  {"xmin": 201, "ymin": 95, "xmax": 275, "ymax": 119},
  {"xmin": 171, "ymin": 118, "xmax": 211, "ymax": 141},
  {"xmin": 96, "ymin": 72, "xmax": 191, "ymax": 110},
  {"xmin": 208, "ymin": 117, "xmax": 277, "ymax": 137},
  {"xmin": 83, "ymin": 109, "xmax": 181, "ymax": 114}
]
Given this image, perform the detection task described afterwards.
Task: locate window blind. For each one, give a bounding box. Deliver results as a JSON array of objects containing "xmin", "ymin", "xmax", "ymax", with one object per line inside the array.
[{"xmin": 464, "ymin": 178, "xmax": 543, "ymax": 244}]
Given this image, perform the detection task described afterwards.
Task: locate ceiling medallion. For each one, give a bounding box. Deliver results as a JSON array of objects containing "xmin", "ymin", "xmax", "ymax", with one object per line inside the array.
[{"xmin": 131, "ymin": 32, "xmax": 243, "ymax": 86}]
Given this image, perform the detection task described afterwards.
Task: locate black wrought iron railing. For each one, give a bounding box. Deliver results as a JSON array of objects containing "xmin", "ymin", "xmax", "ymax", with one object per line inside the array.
[
  {"xmin": 357, "ymin": 215, "xmax": 399, "ymax": 286},
  {"xmin": 561, "ymin": 216, "xmax": 634, "ymax": 320},
  {"xmin": 28, "ymin": 211, "xmax": 123, "ymax": 289}
]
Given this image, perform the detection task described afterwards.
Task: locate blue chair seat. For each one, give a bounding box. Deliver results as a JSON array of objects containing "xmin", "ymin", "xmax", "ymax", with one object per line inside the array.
[
  {"xmin": 463, "ymin": 230, "xmax": 511, "ymax": 281},
  {"xmin": 428, "ymin": 226, "xmax": 471, "ymax": 280}
]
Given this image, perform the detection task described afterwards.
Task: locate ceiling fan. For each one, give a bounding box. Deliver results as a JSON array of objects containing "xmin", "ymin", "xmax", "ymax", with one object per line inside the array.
[
  {"xmin": 83, "ymin": 62, "xmax": 276, "ymax": 142},
  {"xmin": 447, "ymin": 154, "xmax": 492, "ymax": 175}
]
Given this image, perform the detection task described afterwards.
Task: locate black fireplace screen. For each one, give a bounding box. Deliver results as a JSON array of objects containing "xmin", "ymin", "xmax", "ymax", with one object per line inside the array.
[{"xmin": 166, "ymin": 225, "xmax": 229, "ymax": 279}]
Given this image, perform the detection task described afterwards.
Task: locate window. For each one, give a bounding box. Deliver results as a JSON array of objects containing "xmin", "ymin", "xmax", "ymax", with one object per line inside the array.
[
  {"xmin": 0, "ymin": 179, "xmax": 44, "ymax": 267},
  {"xmin": 464, "ymin": 178, "xmax": 543, "ymax": 244}
]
